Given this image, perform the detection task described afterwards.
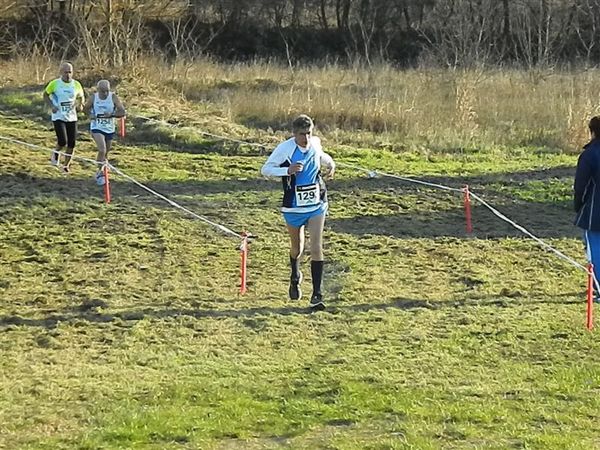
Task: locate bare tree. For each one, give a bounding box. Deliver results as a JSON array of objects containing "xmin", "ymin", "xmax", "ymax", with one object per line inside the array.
[
  {"xmin": 418, "ymin": 0, "xmax": 503, "ymax": 68},
  {"xmin": 573, "ymin": 0, "xmax": 600, "ymax": 63}
]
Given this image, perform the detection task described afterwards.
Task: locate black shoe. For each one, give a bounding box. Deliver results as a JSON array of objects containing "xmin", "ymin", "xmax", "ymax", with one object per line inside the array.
[
  {"xmin": 309, "ymin": 293, "xmax": 325, "ymax": 310},
  {"xmin": 289, "ymin": 271, "xmax": 303, "ymax": 300}
]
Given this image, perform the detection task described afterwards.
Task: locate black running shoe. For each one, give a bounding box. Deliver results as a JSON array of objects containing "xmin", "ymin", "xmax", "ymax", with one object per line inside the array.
[
  {"xmin": 289, "ymin": 271, "xmax": 303, "ymax": 300},
  {"xmin": 309, "ymin": 293, "xmax": 325, "ymax": 310}
]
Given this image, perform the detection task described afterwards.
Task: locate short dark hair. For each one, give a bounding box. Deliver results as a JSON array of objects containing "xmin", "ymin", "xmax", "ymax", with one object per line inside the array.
[
  {"xmin": 590, "ymin": 116, "xmax": 600, "ymax": 137},
  {"xmin": 292, "ymin": 114, "xmax": 314, "ymax": 132}
]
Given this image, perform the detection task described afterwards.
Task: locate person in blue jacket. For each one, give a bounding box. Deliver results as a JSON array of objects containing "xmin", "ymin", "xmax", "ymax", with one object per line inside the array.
[
  {"xmin": 574, "ymin": 116, "xmax": 600, "ymax": 296},
  {"xmin": 261, "ymin": 115, "xmax": 335, "ymax": 310}
]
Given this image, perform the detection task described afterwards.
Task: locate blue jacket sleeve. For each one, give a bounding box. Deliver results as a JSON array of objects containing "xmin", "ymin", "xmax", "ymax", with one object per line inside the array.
[{"xmin": 574, "ymin": 150, "xmax": 593, "ymax": 212}]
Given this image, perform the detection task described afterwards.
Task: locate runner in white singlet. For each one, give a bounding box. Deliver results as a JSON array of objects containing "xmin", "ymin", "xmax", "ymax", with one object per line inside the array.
[{"xmin": 83, "ymin": 80, "xmax": 126, "ymax": 186}]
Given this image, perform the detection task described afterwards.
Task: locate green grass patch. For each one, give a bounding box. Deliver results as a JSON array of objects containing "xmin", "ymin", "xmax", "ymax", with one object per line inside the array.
[{"xmin": 0, "ymin": 86, "xmax": 598, "ymax": 450}]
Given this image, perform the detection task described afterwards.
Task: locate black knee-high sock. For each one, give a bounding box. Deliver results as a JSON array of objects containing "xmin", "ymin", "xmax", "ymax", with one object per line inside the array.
[
  {"xmin": 290, "ymin": 256, "xmax": 300, "ymax": 281},
  {"xmin": 311, "ymin": 260, "xmax": 324, "ymax": 295}
]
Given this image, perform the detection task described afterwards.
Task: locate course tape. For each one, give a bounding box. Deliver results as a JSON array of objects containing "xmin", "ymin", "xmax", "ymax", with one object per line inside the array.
[
  {"xmin": 0, "ymin": 134, "xmax": 243, "ymax": 240},
  {"xmin": 130, "ymin": 114, "xmax": 590, "ymax": 276},
  {"xmin": 108, "ymin": 163, "xmax": 242, "ymax": 239}
]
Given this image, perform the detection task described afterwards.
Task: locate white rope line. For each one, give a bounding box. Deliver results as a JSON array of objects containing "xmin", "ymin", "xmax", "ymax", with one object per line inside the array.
[
  {"xmin": 0, "ymin": 135, "xmax": 100, "ymax": 166},
  {"xmin": 0, "ymin": 133, "xmax": 244, "ymax": 240},
  {"xmin": 6, "ymin": 113, "xmax": 577, "ymax": 278},
  {"xmin": 132, "ymin": 114, "xmax": 460, "ymax": 192},
  {"xmin": 335, "ymin": 162, "xmax": 464, "ymax": 193},
  {"xmin": 469, "ymin": 192, "xmax": 587, "ymax": 272},
  {"xmin": 128, "ymin": 115, "xmax": 590, "ymax": 277},
  {"xmin": 473, "ymin": 188, "xmax": 599, "ymax": 290},
  {"xmin": 342, "ymin": 161, "xmax": 589, "ymax": 275},
  {"xmin": 337, "ymin": 160, "xmax": 588, "ymax": 274},
  {"xmin": 135, "ymin": 114, "xmax": 267, "ymax": 148},
  {"xmin": 107, "ymin": 163, "xmax": 243, "ymax": 239},
  {"xmin": 3, "ymin": 115, "xmax": 591, "ymax": 291}
]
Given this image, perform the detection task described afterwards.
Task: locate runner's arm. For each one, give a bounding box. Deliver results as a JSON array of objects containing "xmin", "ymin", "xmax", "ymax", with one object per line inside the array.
[
  {"xmin": 112, "ymin": 94, "xmax": 126, "ymax": 118},
  {"xmin": 83, "ymin": 95, "xmax": 94, "ymax": 118},
  {"xmin": 261, "ymin": 143, "xmax": 291, "ymax": 177},
  {"xmin": 75, "ymin": 81, "xmax": 85, "ymax": 112},
  {"xmin": 43, "ymin": 81, "xmax": 58, "ymax": 112}
]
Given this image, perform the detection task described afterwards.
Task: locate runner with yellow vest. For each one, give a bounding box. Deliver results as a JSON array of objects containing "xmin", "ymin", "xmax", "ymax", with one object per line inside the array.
[
  {"xmin": 43, "ymin": 62, "xmax": 85, "ymax": 173},
  {"xmin": 83, "ymin": 79, "xmax": 126, "ymax": 186}
]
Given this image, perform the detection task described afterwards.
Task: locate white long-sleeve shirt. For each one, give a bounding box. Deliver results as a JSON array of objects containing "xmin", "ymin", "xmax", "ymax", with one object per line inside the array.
[
  {"xmin": 261, "ymin": 136, "xmax": 335, "ymax": 212},
  {"xmin": 261, "ymin": 136, "xmax": 335, "ymax": 178}
]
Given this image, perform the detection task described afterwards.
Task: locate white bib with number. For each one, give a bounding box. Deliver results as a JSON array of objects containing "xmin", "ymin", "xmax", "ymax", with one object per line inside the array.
[
  {"xmin": 90, "ymin": 93, "xmax": 116, "ymax": 133},
  {"xmin": 295, "ymin": 183, "xmax": 320, "ymax": 207},
  {"xmin": 60, "ymin": 101, "xmax": 74, "ymax": 113}
]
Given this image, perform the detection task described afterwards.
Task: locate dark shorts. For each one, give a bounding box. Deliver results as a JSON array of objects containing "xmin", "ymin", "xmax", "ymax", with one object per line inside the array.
[
  {"xmin": 53, "ymin": 120, "xmax": 77, "ymax": 148},
  {"xmin": 91, "ymin": 129, "xmax": 115, "ymax": 141}
]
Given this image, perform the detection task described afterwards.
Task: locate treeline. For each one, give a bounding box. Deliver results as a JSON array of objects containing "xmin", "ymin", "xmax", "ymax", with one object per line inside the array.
[{"xmin": 1, "ymin": 0, "xmax": 600, "ymax": 67}]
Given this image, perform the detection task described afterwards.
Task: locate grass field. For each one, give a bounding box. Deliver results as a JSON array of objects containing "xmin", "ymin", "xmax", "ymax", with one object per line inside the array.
[{"xmin": 1, "ymin": 76, "xmax": 600, "ymax": 449}]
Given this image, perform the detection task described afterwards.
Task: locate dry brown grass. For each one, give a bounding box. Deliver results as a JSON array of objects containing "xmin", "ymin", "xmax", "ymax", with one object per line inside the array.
[{"xmin": 3, "ymin": 56, "xmax": 600, "ymax": 151}]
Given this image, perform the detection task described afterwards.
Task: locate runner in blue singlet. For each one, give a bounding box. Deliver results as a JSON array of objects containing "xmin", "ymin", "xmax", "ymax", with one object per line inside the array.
[{"xmin": 261, "ymin": 115, "xmax": 335, "ymax": 310}]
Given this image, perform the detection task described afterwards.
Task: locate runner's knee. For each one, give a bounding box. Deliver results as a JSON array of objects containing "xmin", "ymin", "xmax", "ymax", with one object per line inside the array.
[{"xmin": 310, "ymin": 244, "xmax": 323, "ymax": 261}]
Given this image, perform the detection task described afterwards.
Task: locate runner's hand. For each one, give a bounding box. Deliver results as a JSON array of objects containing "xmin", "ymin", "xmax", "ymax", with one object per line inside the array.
[{"xmin": 288, "ymin": 162, "xmax": 304, "ymax": 175}]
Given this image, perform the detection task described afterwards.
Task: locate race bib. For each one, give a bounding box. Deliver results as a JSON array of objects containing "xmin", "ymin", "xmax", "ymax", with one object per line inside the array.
[
  {"xmin": 60, "ymin": 101, "xmax": 74, "ymax": 113},
  {"xmin": 97, "ymin": 117, "xmax": 113, "ymax": 125},
  {"xmin": 295, "ymin": 183, "xmax": 320, "ymax": 207}
]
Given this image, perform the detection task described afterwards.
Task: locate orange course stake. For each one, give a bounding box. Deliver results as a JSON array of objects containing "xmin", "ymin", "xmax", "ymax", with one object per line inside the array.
[
  {"xmin": 463, "ymin": 184, "xmax": 473, "ymax": 234},
  {"xmin": 240, "ymin": 233, "xmax": 249, "ymax": 294},
  {"xmin": 103, "ymin": 164, "xmax": 111, "ymax": 204},
  {"xmin": 119, "ymin": 116, "xmax": 126, "ymax": 138},
  {"xmin": 587, "ymin": 263, "xmax": 594, "ymax": 331}
]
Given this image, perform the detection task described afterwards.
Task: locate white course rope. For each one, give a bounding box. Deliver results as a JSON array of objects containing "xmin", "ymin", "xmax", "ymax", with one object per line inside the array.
[
  {"xmin": 469, "ymin": 192, "xmax": 588, "ymax": 272},
  {"xmin": 335, "ymin": 161, "xmax": 463, "ymax": 193},
  {"xmin": 107, "ymin": 163, "xmax": 242, "ymax": 239},
  {"xmin": 0, "ymin": 133, "xmax": 243, "ymax": 240},
  {"xmin": 128, "ymin": 114, "xmax": 590, "ymax": 277}
]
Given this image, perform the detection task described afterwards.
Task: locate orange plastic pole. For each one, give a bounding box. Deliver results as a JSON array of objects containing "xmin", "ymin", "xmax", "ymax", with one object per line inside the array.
[
  {"xmin": 587, "ymin": 263, "xmax": 594, "ymax": 331},
  {"xmin": 464, "ymin": 184, "xmax": 473, "ymax": 234},
  {"xmin": 119, "ymin": 117, "xmax": 126, "ymax": 138},
  {"xmin": 240, "ymin": 233, "xmax": 248, "ymax": 294},
  {"xmin": 103, "ymin": 164, "xmax": 111, "ymax": 204}
]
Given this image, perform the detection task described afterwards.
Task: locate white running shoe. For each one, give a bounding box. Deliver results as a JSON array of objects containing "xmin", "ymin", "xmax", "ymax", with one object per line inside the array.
[{"xmin": 50, "ymin": 152, "xmax": 59, "ymax": 167}]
